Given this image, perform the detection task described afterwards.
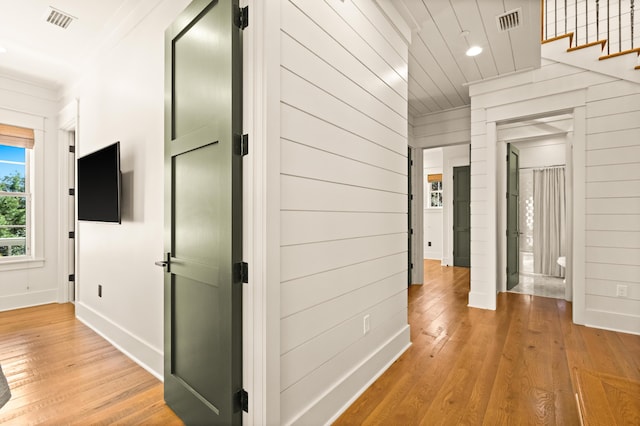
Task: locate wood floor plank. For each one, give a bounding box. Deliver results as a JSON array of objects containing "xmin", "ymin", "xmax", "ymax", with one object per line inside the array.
[
  {"xmin": 334, "ymin": 260, "xmax": 640, "ymax": 425},
  {"xmin": 549, "ymin": 300, "xmax": 580, "ymax": 424},
  {"xmin": 0, "ymin": 303, "xmax": 182, "ymax": 425}
]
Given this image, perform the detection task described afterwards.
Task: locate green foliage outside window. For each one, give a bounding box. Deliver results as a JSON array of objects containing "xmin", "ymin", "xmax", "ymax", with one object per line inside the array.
[{"xmin": 0, "ymin": 172, "xmax": 27, "ymax": 257}]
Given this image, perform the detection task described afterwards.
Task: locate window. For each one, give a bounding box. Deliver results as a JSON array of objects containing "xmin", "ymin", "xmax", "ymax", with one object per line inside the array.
[
  {"xmin": 428, "ymin": 174, "xmax": 443, "ymax": 208},
  {"xmin": 0, "ymin": 124, "xmax": 34, "ymax": 259}
]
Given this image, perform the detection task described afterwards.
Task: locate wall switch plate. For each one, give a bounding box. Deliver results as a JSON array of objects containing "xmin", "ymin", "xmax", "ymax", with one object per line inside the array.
[
  {"xmin": 616, "ymin": 285, "xmax": 628, "ymax": 298},
  {"xmin": 363, "ymin": 314, "xmax": 370, "ymax": 335}
]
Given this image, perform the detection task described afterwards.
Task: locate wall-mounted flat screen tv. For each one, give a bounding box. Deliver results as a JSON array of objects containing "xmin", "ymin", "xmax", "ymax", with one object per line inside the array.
[{"xmin": 77, "ymin": 142, "xmax": 121, "ymax": 223}]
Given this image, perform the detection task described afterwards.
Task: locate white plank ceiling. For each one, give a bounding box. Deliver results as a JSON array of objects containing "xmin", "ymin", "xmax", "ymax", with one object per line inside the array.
[
  {"xmin": 0, "ymin": 0, "xmax": 540, "ymax": 121},
  {"xmin": 394, "ymin": 0, "xmax": 541, "ymax": 119}
]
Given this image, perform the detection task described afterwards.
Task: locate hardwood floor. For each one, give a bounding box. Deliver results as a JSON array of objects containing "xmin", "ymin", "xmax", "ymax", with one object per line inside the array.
[
  {"xmin": 0, "ymin": 303, "xmax": 182, "ymax": 425},
  {"xmin": 1, "ymin": 264, "xmax": 638, "ymax": 425},
  {"xmin": 334, "ymin": 260, "xmax": 640, "ymax": 425}
]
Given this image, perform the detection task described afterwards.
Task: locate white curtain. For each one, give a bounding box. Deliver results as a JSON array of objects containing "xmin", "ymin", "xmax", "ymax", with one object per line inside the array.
[{"xmin": 533, "ymin": 167, "xmax": 566, "ymax": 277}]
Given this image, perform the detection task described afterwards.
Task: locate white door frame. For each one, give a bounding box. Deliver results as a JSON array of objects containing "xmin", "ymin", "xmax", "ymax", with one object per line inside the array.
[
  {"xmin": 57, "ymin": 99, "xmax": 78, "ymax": 303},
  {"xmin": 242, "ymin": 1, "xmax": 282, "ymax": 424}
]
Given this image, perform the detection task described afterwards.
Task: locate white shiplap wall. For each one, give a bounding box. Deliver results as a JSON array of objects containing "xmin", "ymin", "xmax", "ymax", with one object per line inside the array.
[
  {"xmin": 412, "ymin": 105, "xmax": 471, "ymax": 149},
  {"xmin": 468, "ymin": 57, "xmax": 640, "ymax": 334},
  {"xmin": 279, "ymin": 0, "xmax": 411, "ymax": 424},
  {"xmin": 584, "ymin": 80, "xmax": 640, "ymax": 329}
]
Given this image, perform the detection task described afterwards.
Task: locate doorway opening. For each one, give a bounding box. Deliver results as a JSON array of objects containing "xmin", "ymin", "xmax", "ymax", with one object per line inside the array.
[
  {"xmin": 498, "ymin": 114, "xmax": 573, "ymax": 300},
  {"xmin": 422, "ymin": 145, "xmax": 470, "ymax": 268}
]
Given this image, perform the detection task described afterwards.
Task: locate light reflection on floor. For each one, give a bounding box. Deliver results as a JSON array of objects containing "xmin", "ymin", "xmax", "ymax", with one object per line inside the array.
[{"xmin": 509, "ymin": 251, "xmax": 566, "ymax": 299}]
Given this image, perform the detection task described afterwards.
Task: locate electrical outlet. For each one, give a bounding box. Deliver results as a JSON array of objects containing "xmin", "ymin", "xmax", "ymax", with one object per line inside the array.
[
  {"xmin": 428, "ymin": 241, "xmax": 432, "ymax": 247},
  {"xmin": 363, "ymin": 314, "xmax": 370, "ymax": 335},
  {"xmin": 98, "ymin": 284, "xmax": 102, "ymax": 298},
  {"xmin": 616, "ymin": 285, "xmax": 628, "ymax": 298}
]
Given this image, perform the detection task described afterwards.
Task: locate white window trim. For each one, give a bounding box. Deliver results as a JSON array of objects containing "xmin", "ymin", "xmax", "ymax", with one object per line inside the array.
[{"xmin": 0, "ymin": 109, "xmax": 45, "ymax": 271}]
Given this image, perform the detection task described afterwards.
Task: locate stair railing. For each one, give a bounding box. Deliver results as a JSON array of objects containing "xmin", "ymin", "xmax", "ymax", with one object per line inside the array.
[{"xmin": 543, "ymin": 0, "xmax": 638, "ymax": 55}]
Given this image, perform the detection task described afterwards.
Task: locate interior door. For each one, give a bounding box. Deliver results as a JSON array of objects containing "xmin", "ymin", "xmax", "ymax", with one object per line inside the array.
[
  {"xmin": 506, "ymin": 143, "xmax": 520, "ymax": 290},
  {"xmin": 453, "ymin": 165, "xmax": 470, "ymax": 267},
  {"xmin": 162, "ymin": 0, "xmax": 243, "ymax": 424}
]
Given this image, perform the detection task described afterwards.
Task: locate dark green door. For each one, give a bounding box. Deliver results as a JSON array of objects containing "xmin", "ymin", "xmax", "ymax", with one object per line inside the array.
[
  {"xmin": 506, "ymin": 144, "xmax": 520, "ymax": 290},
  {"xmin": 162, "ymin": 0, "xmax": 243, "ymax": 424},
  {"xmin": 453, "ymin": 166, "xmax": 470, "ymax": 267}
]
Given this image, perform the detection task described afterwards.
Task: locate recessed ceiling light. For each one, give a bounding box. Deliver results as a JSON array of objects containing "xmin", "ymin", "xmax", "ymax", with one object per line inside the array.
[{"xmin": 466, "ymin": 46, "xmax": 483, "ymax": 57}]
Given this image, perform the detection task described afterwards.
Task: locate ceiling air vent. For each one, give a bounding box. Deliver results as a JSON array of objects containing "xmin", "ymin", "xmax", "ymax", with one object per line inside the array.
[
  {"xmin": 496, "ymin": 8, "xmax": 522, "ymax": 32},
  {"xmin": 45, "ymin": 7, "xmax": 76, "ymax": 29}
]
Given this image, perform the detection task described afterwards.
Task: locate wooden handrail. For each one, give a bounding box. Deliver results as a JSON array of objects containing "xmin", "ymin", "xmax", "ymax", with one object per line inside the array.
[
  {"xmin": 567, "ymin": 40, "xmax": 607, "ymax": 52},
  {"xmin": 599, "ymin": 47, "xmax": 640, "ymax": 60},
  {"xmin": 541, "ymin": 0, "xmax": 637, "ymax": 56},
  {"xmin": 541, "ymin": 33, "xmax": 574, "ymax": 46}
]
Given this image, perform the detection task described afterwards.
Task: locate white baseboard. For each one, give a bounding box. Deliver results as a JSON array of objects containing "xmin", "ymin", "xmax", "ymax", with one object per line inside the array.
[
  {"xmin": 468, "ymin": 290, "xmax": 497, "ymax": 310},
  {"xmin": 75, "ymin": 302, "xmax": 164, "ymax": 381},
  {"xmin": 585, "ymin": 309, "xmax": 640, "ymax": 336},
  {"xmin": 289, "ymin": 325, "xmax": 411, "ymax": 426},
  {"xmin": 0, "ymin": 289, "xmax": 57, "ymax": 312}
]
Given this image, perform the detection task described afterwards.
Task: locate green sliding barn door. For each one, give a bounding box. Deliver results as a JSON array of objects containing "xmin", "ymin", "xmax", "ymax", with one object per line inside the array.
[
  {"xmin": 161, "ymin": 0, "xmax": 243, "ymax": 424},
  {"xmin": 453, "ymin": 165, "xmax": 470, "ymax": 267},
  {"xmin": 506, "ymin": 144, "xmax": 520, "ymax": 291}
]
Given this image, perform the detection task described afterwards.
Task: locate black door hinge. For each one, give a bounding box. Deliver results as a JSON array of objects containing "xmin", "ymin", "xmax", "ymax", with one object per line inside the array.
[
  {"xmin": 69, "ymin": 145, "xmax": 75, "ymax": 153},
  {"xmin": 69, "ymin": 231, "xmax": 75, "ymax": 239},
  {"xmin": 236, "ymin": 262, "xmax": 248, "ymax": 283},
  {"xmin": 410, "ymin": 228, "xmax": 414, "ymax": 235},
  {"xmin": 236, "ymin": 134, "xmax": 248, "ymax": 156},
  {"xmin": 237, "ymin": 6, "xmax": 248, "ymax": 30},
  {"xmin": 69, "ymin": 188, "xmax": 75, "ymax": 196},
  {"xmin": 69, "ymin": 274, "xmax": 75, "ymax": 282},
  {"xmin": 236, "ymin": 388, "xmax": 248, "ymax": 413},
  {"xmin": 241, "ymin": 134, "xmax": 248, "ymax": 156}
]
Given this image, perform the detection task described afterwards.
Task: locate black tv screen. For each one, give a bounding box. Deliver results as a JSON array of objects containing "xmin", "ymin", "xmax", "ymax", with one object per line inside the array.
[{"xmin": 77, "ymin": 142, "xmax": 121, "ymax": 223}]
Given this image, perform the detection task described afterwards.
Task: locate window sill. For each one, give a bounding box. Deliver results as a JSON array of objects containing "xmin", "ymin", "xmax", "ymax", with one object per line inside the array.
[{"xmin": 0, "ymin": 257, "xmax": 45, "ymax": 272}]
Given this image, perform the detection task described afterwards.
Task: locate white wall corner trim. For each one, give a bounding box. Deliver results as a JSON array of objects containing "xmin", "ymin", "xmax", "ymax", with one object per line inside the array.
[
  {"xmin": 571, "ymin": 106, "xmax": 587, "ymax": 326},
  {"xmin": 75, "ymin": 301, "xmax": 163, "ymax": 381}
]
